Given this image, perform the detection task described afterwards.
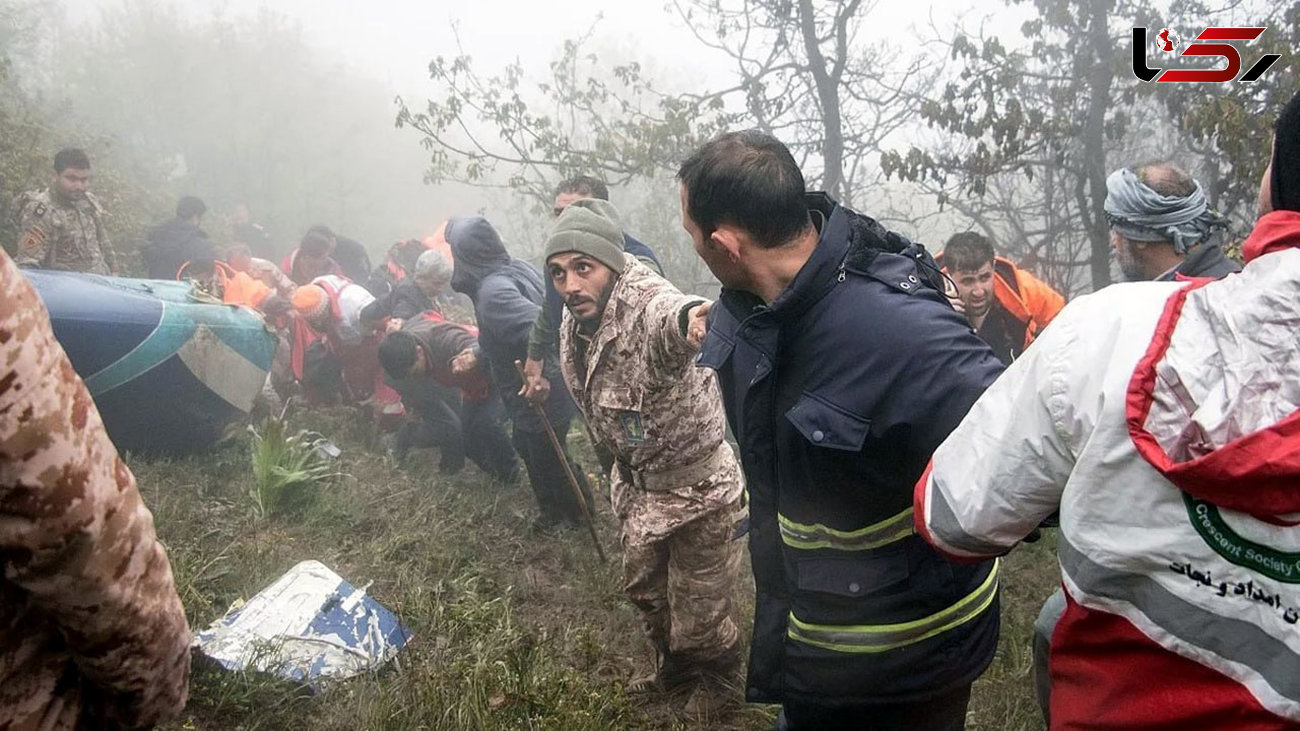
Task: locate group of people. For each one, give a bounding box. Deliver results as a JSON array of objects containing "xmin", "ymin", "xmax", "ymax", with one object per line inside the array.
[{"xmin": 6, "ymin": 88, "xmax": 1300, "ymax": 730}]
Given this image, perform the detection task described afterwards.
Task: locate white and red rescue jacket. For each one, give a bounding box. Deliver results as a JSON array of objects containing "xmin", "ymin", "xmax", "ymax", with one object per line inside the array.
[{"xmin": 917, "ymin": 210, "xmax": 1300, "ymax": 729}]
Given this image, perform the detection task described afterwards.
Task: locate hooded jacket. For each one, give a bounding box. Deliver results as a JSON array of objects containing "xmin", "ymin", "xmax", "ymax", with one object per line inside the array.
[
  {"xmin": 145, "ymin": 218, "xmax": 217, "ymax": 280},
  {"xmin": 700, "ymin": 192, "xmax": 1004, "ymax": 706},
  {"xmin": 918, "ymin": 210, "xmax": 1300, "ymax": 729},
  {"xmin": 446, "ymin": 216, "xmax": 572, "ymax": 430}
]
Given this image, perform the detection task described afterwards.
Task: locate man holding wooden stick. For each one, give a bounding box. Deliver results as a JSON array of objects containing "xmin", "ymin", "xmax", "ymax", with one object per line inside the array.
[{"xmin": 537, "ymin": 198, "xmax": 745, "ymax": 717}]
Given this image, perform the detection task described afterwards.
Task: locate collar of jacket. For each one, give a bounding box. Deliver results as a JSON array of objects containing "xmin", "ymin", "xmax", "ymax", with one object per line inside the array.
[
  {"xmin": 1242, "ymin": 210, "xmax": 1300, "ymax": 263},
  {"xmin": 718, "ymin": 192, "xmax": 849, "ymax": 327}
]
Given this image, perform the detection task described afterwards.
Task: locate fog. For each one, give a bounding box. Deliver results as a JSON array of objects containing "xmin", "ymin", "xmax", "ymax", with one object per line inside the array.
[{"xmin": 2, "ymin": 0, "xmax": 1288, "ymax": 295}]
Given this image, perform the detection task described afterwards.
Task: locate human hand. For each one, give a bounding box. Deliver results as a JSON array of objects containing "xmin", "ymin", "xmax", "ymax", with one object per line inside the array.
[
  {"xmin": 518, "ymin": 357, "xmax": 551, "ymax": 405},
  {"xmin": 450, "ymin": 348, "xmax": 478, "ymax": 374},
  {"xmin": 385, "ymin": 318, "xmax": 405, "ymax": 333},
  {"xmin": 686, "ymin": 301, "xmax": 712, "ymax": 349}
]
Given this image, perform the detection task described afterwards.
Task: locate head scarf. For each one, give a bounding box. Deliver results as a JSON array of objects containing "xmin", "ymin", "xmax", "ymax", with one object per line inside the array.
[{"xmin": 1104, "ymin": 167, "xmax": 1224, "ymax": 253}]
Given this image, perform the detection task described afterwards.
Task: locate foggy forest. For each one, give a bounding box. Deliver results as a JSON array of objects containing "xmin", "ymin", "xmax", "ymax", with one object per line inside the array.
[{"xmin": 1, "ymin": 0, "xmax": 1297, "ymax": 728}]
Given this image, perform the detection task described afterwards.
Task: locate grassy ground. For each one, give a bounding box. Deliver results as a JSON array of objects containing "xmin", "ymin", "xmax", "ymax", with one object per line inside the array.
[{"xmin": 136, "ymin": 406, "xmax": 1059, "ymax": 730}]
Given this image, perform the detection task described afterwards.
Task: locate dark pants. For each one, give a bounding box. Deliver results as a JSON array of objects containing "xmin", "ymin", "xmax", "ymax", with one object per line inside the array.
[
  {"xmin": 392, "ymin": 378, "xmax": 519, "ymax": 482},
  {"xmin": 775, "ymin": 683, "xmax": 972, "ymax": 731},
  {"xmin": 511, "ymin": 417, "xmax": 593, "ymax": 526}
]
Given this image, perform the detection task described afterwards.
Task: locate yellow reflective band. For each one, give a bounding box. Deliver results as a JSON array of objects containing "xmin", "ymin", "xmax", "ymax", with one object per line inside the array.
[
  {"xmin": 778, "ymin": 508, "xmax": 915, "ymax": 551},
  {"xmin": 787, "ymin": 559, "xmax": 999, "ymax": 654}
]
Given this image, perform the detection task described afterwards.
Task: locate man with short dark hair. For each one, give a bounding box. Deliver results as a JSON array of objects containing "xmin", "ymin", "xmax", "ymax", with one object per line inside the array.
[
  {"xmin": 938, "ymin": 231, "xmax": 1064, "ymax": 365},
  {"xmin": 1105, "ymin": 160, "xmax": 1239, "ymax": 281},
  {"xmin": 377, "ymin": 318, "xmax": 519, "ymax": 481},
  {"xmin": 306, "ymin": 224, "xmax": 372, "ymax": 283},
  {"xmin": 918, "ymin": 91, "xmax": 1300, "ymax": 730},
  {"xmin": 680, "ymin": 130, "xmax": 1004, "ymax": 729},
  {"xmin": 144, "ymin": 196, "xmax": 217, "ymax": 279},
  {"xmin": 15, "ymin": 148, "xmax": 117, "ymax": 274},
  {"xmin": 284, "ymin": 231, "xmax": 344, "ymax": 285}
]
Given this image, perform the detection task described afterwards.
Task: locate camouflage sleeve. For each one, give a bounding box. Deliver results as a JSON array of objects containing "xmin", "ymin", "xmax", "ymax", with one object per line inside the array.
[
  {"xmin": 0, "ymin": 250, "xmax": 191, "ymax": 725},
  {"xmin": 645, "ymin": 287, "xmax": 707, "ymax": 372},
  {"xmin": 15, "ymin": 197, "xmax": 52, "ymax": 267},
  {"xmin": 99, "ymin": 224, "xmax": 118, "ymax": 274}
]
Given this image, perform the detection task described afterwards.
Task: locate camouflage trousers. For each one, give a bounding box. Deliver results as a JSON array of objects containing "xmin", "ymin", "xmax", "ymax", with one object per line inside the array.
[{"xmin": 622, "ymin": 501, "xmax": 743, "ymax": 668}]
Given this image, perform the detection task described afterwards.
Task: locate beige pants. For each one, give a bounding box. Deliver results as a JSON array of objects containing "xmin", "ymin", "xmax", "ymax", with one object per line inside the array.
[{"xmin": 622, "ymin": 502, "xmax": 743, "ymax": 667}]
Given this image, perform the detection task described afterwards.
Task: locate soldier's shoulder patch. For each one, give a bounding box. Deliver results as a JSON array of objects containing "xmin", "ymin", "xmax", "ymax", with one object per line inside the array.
[{"xmin": 618, "ymin": 411, "xmax": 646, "ymax": 446}]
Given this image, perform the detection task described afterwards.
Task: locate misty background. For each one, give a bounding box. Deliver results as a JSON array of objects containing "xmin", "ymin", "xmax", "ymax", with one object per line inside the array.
[{"xmin": 1, "ymin": 0, "xmax": 1294, "ymax": 296}]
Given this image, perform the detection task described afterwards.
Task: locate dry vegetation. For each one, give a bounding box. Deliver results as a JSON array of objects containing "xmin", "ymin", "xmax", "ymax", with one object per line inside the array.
[{"xmin": 137, "ymin": 406, "xmax": 1059, "ymax": 730}]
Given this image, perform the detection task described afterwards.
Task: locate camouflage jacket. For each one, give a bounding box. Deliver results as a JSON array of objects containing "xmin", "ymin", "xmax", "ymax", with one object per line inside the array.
[
  {"xmin": 15, "ymin": 188, "xmax": 117, "ymax": 274},
  {"xmin": 559, "ymin": 255, "xmax": 742, "ymax": 539},
  {"xmin": 1, "ymin": 250, "xmax": 190, "ymax": 729}
]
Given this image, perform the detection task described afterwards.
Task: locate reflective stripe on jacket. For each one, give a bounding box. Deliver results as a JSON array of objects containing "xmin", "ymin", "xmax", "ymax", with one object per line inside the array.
[
  {"xmin": 919, "ymin": 211, "xmax": 1300, "ymax": 728},
  {"xmin": 700, "ymin": 192, "xmax": 1004, "ymax": 706}
]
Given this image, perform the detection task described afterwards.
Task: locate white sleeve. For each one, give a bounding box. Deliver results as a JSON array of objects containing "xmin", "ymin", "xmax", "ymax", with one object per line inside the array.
[
  {"xmin": 335, "ymin": 284, "xmax": 376, "ymax": 346},
  {"xmin": 916, "ymin": 307, "xmax": 1081, "ymax": 559}
]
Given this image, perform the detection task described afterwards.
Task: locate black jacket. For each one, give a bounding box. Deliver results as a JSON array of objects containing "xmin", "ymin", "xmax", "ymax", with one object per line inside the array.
[
  {"xmin": 360, "ymin": 279, "xmax": 438, "ymax": 323},
  {"xmin": 145, "ymin": 218, "xmax": 217, "ymax": 279},
  {"xmin": 447, "ymin": 216, "xmax": 573, "ymax": 431},
  {"xmin": 1162, "ymin": 241, "xmax": 1240, "ymax": 281},
  {"xmin": 699, "ymin": 193, "xmax": 1004, "ymax": 706}
]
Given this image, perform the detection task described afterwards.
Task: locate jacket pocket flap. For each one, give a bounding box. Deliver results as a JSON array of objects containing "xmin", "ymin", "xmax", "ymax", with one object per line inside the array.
[
  {"xmin": 695, "ymin": 333, "xmax": 735, "ymax": 370},
  {"xmin": 785, "ymin": 393, "xmax": 871, "ymax": 451},
  {"xmin": 595, "ymin": 386, "xmax": 642, "ymax": 412},
  {"xmin": 795, "ymin": 555, "xmax": 908, "ymax": 598}
]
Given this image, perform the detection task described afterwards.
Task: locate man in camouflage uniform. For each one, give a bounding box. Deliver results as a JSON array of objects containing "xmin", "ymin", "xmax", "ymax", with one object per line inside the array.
[
  {"xmin": 15, "ymin": 148, "xmax": 118, "ymax": 274},
  {"xmin": 1, "ymin": 247, "xmax": 191, "ymax": 728},
  {"xmin": 544, "ymin": 198, "xmax": 744, "ymax": 715}
]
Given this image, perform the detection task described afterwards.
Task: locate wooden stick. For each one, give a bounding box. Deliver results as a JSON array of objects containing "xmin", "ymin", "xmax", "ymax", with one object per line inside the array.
[{"xmin": 516, "ymin": 361, "xmax": 606, "ymax": 562}]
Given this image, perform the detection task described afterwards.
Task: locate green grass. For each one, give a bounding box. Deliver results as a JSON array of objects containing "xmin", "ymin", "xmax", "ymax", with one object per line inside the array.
[{"xmin": 136, "ymin": 407, "xmax": 1058, "ymax": 730}]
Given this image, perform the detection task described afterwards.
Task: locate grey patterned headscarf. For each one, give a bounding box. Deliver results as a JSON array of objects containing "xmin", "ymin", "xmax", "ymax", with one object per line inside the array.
[{"xmin": 1104, "ymin": 167, "xmax": 1224, "ymax": 254}]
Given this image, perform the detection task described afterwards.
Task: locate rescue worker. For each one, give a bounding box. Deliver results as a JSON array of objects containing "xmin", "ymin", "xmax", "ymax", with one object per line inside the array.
[
  {"xmin": 290, "ymin": 274, "xmax": 392, "ymax": 411},
  {"xmin": 15, "ymin": 148, "xmax": 118, "ymax": 274},
  {"xmin": 1, "ymin": 247, "xmax": 191, "ymax": 729},
  {"xmin": 680, "ymin": 130, "xmax": 1004, "ymax": 730},
  {"xmin": 545, "ymin": 198, "xmax": 743, "ymax": 716},
  {"xmin": 1105, "ymin": 160, "xmax": 1239, "ymax": 281},
  {"xmin": 1025, "ymin": 160, "xmax": 1245, "ymax": 724},
  {"xmin": 144, "ymin": 195, "xmax": 217, "ymax": 279},
  {"xmin": 445, "ymin": 215, "xmax": 593, "ymax": 530},
  {"xmin": 937, "ymin": 232, "xmax": 1065, "ymax": 365},
  {"xmin": 377, "ymin": 316, "xmax": 520, "ymax": 482},
  {"xmin": 916, "ymin": 90, "xmax": 1300, "ymax": 730}
]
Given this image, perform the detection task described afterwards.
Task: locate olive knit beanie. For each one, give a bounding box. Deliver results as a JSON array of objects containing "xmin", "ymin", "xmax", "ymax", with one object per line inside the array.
[{"xmin": 544, "ymin": 198, "xmax": 626, "ymax": 273}]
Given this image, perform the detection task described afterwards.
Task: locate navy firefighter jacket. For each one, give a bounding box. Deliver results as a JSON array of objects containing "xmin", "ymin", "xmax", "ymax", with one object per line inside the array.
[{"xmin": 697, "ymin": 192, "xmax": 1005, "ymax": 706}]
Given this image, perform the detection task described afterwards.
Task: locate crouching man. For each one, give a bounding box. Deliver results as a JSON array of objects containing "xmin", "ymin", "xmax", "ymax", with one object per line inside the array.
[
  {"xmin": 377, "ymin": 315, "xmax": 520, "ymax": 483},
  {"xmin": 545, "ymin": 198, "xmax": 744, "ymax": 716}
]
